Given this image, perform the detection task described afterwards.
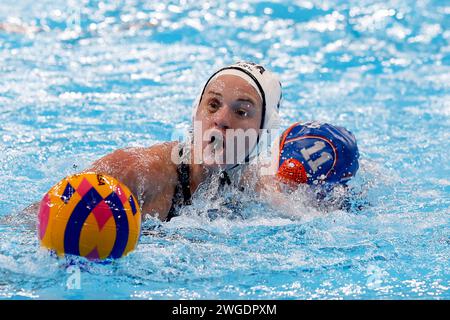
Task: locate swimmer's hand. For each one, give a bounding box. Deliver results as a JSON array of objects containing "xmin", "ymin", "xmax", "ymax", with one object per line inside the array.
[
  {"xmin": 252, "ymin": 173, "xmax": 315, "ymax": 219},
  {"xmin": 1, "ymin": 202, "xmax": 40, "ymax": 228},
  {"xmin": 239, "ymin": 163, "xmax": 306, "ymax": 218}
]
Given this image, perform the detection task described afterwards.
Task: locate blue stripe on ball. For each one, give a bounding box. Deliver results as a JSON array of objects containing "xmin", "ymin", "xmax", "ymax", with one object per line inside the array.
[
  {"xmin": 128, "ymin": 195, "xmax": 137, "ymax": 215},
  {"xmin": 61, "ymin": 182, "xmax": 75, "ymax": 204},
  {"xmin": 64, "ymin": 187, "xmax": 103, "ymax": 256},
  {"xmin": 105, "ymin": 192, "xmax": 129, "ymax": 259}
]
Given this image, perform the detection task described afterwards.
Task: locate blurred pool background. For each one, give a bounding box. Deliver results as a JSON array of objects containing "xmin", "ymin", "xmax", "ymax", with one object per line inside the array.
[{"xmin": 0, "ymin": 0, "xmax": 449, "ymax": 299}]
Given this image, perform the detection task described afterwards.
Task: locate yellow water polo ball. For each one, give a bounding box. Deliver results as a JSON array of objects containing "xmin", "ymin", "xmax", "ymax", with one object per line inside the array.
[{"xmin": 38, "ymin": 172, "xmax": 141, "ymax": 260}]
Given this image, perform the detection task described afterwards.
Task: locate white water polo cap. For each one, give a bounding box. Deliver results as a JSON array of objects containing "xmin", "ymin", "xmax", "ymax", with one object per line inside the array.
[{"xmin": 194, "ymin": 61, "xmax": 282, "ymax": 131}]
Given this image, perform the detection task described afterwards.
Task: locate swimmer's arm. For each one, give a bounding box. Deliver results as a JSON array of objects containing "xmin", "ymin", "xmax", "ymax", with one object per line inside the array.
[
  {"xmin": 257, "ymin": 177, "xmax": 309, "ymax": 219},
  {"xmin": 84, "ymin": 142, "xmax": 178, "ymax": 219},
  {"xmin": 23, "ymin": 154, "xmax": 141, "ymax": 218},
  {"xmin": 84, "ymin": 148, "xmax": 148, "ymax": 201},
  {"xmin": 1, "ymin": 202, "xmax": 40, "ymax": 227},
  {"xmin": 241, "ymin": 165, "xmax": 307, "ymax": 218},
  {"xmin": 23, "ymin": 143, "xmax": 177, "ymax": 220}
]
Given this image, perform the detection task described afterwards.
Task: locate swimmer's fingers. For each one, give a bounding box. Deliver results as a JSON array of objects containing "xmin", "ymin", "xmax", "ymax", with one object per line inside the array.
[
  {"xmin": 0, "ymin": 202, "xmax": 39, "ymax": 228},
  {"xmin": 0, "ymin": 22, "xmax": 42, "ymax": 34}
]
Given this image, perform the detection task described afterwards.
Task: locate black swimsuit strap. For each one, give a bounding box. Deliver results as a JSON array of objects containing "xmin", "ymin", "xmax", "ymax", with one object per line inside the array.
[
  {"xmin": 178, "ymin": 163, "xmax": 192, "ymax": 205},
  {"xmin": 165, "ymin": 147, "xmax": 192, "ymax": 221}
]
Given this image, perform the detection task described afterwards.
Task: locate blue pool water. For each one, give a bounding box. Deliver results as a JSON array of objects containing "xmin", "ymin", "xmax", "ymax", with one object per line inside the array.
[{"xmin": 0, "ymin": 0, "xmax": 449, "ymax": 299}]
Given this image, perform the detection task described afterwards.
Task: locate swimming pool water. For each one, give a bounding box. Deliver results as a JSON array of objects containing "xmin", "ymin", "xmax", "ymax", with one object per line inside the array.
[{"xmin": 0, "ymin": 0, "xmax": 449, "ymax": 299}]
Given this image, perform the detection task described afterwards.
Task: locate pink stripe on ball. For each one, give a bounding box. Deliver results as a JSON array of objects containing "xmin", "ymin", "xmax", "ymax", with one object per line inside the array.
[{"xmin": 38, "ymin": 193, "xmax": 50, "ymax": 240}]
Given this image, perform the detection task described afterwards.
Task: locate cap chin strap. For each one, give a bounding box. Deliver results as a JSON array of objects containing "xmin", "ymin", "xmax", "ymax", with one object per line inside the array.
[
  {"xmin": 217, "ymin": 138, "xmax": 259, "ymax": 188},
  {"xmin": 219, "ymin": 170, "xmax": 232, "ymax": 187}
]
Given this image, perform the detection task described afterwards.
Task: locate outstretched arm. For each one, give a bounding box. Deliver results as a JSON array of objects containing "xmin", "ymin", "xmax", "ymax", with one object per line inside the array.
[
  {"xmin": 21, "ymin": 142, "xmax": 178, "ymax": 221},
  {"xmin": 240, "ymin": 163, "xmax": 311, "ymax": 219},
  {"xmin": 83, "ymin": 142, "xmax": 179, "ymax": 220}
]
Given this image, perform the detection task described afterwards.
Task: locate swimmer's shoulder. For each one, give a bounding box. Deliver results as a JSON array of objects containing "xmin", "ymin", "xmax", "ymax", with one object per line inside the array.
[
  {"xmin": 86, "ymin": 142, "xmax": 180, "ymax": 200},
  {"xmin": 138, "ymin": 141, "xmax": 179, "ymax": 183},
  {"xmin": 89, "ymin": 141, "xmax": 178, "ymax": 171}
]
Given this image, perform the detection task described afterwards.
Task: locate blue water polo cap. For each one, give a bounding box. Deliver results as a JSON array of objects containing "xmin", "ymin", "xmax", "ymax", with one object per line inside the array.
[{"xmin": 277, "ymin": 121, "xmax": 359, "ymax": 185}]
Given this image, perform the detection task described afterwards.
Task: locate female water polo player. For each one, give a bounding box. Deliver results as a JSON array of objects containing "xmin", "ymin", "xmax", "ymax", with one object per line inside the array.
[
  {"xmin": 80, "ymin": 61, "xmax": 283, "ymax": 221},
  {"xmin": 256, "ymin": 121, "xmax": 362, "ymax": 214},
  {"xmin": 276, "ymin": 121, "xmax": 359, "ymax": 187}
]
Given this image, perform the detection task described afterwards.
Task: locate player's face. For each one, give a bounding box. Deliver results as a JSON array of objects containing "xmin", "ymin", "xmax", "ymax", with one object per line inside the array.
[{"xmin": 194, "ymin": 75, "xmax": 263, "ymax": 169}]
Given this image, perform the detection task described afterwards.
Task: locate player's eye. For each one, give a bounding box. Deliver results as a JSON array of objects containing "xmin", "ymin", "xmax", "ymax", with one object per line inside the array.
[{"xmin": 207, "ymin": 98, "xmax": 221, "ymax": 111}]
